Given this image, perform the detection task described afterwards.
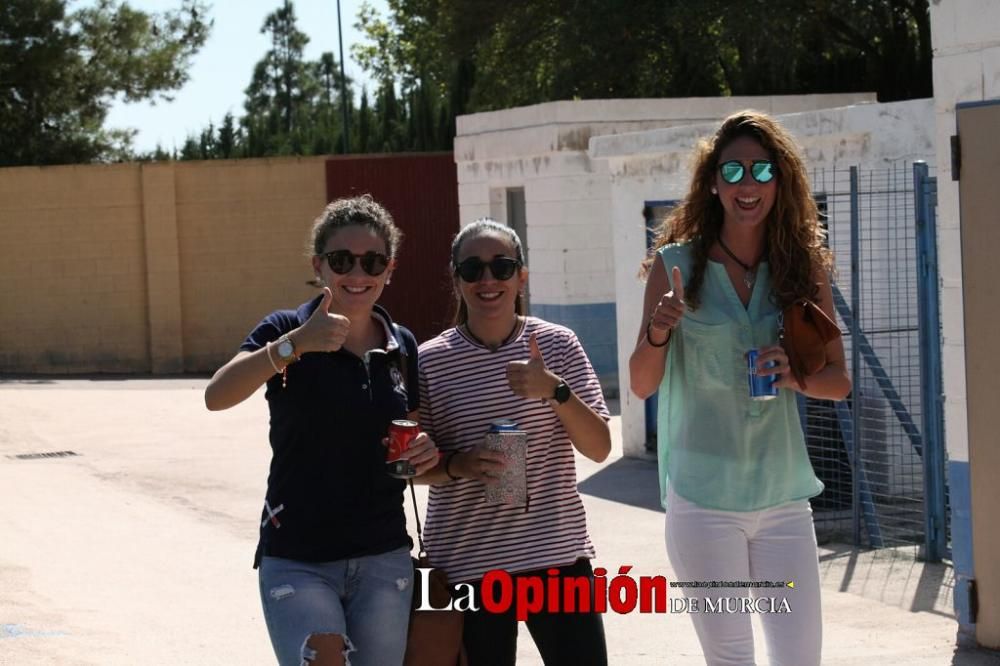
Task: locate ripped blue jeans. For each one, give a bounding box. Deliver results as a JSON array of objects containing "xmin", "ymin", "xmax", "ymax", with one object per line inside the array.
[{"xmin": 259, "ymin": 545, "xmax": 414, "ymax": 666}]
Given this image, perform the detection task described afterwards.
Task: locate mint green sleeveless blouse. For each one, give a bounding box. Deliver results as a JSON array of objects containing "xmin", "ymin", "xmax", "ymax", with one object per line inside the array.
[{"xmin": 656, "ymin": 241, "xmax": 823, "ymax": 511}]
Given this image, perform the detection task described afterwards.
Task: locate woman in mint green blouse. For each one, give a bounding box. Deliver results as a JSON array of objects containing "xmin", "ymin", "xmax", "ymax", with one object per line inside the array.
[{"xmin": 629, "ymin": 111, "xmax": 850, "ymax": 666}]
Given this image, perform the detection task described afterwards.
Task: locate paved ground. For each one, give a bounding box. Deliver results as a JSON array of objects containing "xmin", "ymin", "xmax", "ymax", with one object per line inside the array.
[{"xmin": 0, "ymin": 378, "xmax": 997, "ymax": 665}]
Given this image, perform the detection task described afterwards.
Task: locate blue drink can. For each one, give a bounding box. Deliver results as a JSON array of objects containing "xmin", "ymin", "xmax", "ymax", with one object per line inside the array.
[{"xmin": 747, "ymin": 348, "xmax": 778, "ymax": 400}]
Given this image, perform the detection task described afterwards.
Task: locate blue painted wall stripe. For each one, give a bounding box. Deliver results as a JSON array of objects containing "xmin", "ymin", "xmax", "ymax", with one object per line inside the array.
[
  {"xmin": 949, "ymin": 460, "xmax": 975, "ymax": 633},
  {"xmin": 530, "ymin": 302, "xmax": 618, "ymax": 378}
]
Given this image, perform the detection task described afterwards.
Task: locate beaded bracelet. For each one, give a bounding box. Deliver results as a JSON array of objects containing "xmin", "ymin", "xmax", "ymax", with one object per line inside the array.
[{"xmin": 265, "ymin": 342, "xmax": 282, "ymax": 374}]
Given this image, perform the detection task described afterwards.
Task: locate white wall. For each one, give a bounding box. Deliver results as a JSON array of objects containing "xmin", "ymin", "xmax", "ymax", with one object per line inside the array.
[
  {"xmin": 589, "ymin": 99, "xmax": 936, "ymax": 457},
  {"xmin": 455, "ymin": 95, "xmax": 878, "ymax": 306},
  {"xmin": 929, "ymin": 0, "xmax": 1000, "ymax": 471},
  {"xmin": 454, "ymin": 95, "xmax": 876, "ymax": 391},
  {"xmin": 455, "ymin": 152, "xmax": 614, "ymax": 305}
]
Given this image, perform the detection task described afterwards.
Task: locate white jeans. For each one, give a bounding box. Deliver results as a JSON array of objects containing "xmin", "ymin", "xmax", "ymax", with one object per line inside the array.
[{"xmin": 664, "ymin": 487, "xmax": 822, "ymax": 666}]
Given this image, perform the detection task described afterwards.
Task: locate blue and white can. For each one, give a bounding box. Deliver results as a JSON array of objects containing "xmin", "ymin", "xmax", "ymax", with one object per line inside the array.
[{"xmin": 747, "ymin": 348, "xmax": 778, "ymax": 401}]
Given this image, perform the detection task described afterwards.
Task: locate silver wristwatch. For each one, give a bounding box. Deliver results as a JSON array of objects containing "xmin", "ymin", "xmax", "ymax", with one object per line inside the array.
[{"xmin": 275, "ymin": 334, "xmax": 298, "ymax": 363}]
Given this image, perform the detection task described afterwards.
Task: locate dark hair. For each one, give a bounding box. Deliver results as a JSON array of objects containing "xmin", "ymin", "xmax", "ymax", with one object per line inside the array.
[
  {"xmin": 450, "ymin": 218, "xmax": 525, "ymax": 326},
  {"xmin": 309, "ymin": 194, "xmax": 403, "ymax": 258},
  {"xmin": 642, "ymin": 110, "xmax": 833, "ymax": 310}
]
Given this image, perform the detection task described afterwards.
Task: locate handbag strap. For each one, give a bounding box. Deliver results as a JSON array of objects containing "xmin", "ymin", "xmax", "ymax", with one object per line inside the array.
[
  {"xmin": 409, "ymin": 479, "xmax": 427, "ymax": 555},
  {"xmin": 394, "ymin": 322, "xmax": 428, "ymax": 556}
]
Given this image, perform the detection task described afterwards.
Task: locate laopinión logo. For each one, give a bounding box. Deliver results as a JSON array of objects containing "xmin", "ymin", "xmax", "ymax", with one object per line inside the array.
[{"xmin": 414, "ymin": 566, "xmax": 796, "ymax": 620}]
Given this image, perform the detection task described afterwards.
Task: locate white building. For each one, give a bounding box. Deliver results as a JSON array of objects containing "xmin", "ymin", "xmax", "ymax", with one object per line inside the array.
[{"xmin": 454, "ymin": 94, "xmax": 874, "ymax": 393}]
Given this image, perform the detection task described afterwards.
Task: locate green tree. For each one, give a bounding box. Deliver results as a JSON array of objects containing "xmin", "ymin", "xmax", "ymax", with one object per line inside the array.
[
  {"xmin": 218, "ymin": 112, "xmax": 237, "ymax": 158},
  {"xmin": 199, "ymin": 121, "xmax": 217, "ymax": 159},
  {"xmin": 179, "ymin": 135, "xmax": 200, "ymax": 160},
  {"xmin": 355, "ymin": 0, "xmax": 931, "ymax": 120},
  {"xmin": 239, "ymin": 1, "xmax": 357, "ymax": 157},
  {"xmin": 243, "ymin": 0, "xmax": 317, "ymax": 154},
  {"xmin": 357, "ymin": 86, "xmax": 373, "ymax": 152},
  {"xmin": 0, "ymin": 0, "xmax": 210, "ymax": 166}
]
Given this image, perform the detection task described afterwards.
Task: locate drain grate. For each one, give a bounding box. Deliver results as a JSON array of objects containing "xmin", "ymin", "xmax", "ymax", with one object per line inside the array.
[{"xmin": 7, "ymin": 450, "xmax": 80, "ymax": 460}]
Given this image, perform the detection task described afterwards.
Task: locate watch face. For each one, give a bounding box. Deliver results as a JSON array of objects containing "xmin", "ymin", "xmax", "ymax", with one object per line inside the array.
[
  {"xmin": 554, "ymin": 382, "xmax": 571, "ymax": 404},
  {"xmin": 277, "ymin": 340, "xmax": 295, "ymax": 359}
]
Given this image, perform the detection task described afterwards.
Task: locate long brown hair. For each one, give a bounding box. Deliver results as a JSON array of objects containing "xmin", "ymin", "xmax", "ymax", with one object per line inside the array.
[{"xmin": 642, "ymin": 110, "xmax": 833, "ymax": 310}]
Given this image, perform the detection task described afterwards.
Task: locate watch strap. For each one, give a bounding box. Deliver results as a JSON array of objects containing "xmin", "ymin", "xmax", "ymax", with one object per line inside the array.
[{"xmin": 552, "ymin": 380, "xmax": 571, "ymax": 405}]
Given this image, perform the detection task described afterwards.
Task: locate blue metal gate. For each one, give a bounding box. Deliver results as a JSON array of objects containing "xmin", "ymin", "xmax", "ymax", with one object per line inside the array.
[{"xmin": 803, "ymin": 162, "xmax": 947, "ymax": 560}]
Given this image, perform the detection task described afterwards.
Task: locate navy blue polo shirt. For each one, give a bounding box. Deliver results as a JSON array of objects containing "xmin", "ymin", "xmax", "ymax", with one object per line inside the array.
[{"xmin": 240, "ymin": 297, "xmax": 419, "ymax": 566}]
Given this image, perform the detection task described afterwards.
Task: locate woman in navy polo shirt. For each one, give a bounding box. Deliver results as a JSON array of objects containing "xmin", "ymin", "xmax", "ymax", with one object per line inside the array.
[{"xmin": 205, "ymin": 195, "xmax": 439, "ymax": 666}]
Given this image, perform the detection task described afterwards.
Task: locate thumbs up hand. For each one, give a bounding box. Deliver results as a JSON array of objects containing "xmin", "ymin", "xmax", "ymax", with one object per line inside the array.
[
  {"xmin": 648, "ymin": 265, "xmax": 687, "ymax": 344},
  {"xmin": 507, "ymin": 332, "xmax": 560, "ymax": 399},
  {"xmin": 295, "ymin": 287, "xmax": 351, "ymax": 353}
]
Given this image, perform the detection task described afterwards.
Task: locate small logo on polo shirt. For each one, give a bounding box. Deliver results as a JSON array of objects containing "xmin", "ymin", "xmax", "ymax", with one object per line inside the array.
[{"xmin": 390, "ymin": 365, "xmax": 407, "ymax": 398}]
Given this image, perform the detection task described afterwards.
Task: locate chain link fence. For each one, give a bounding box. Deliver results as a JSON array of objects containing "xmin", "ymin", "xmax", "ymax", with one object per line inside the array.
[{"xmin": 806, "ymin": 163, "xmax": 946, "ymax": 558}]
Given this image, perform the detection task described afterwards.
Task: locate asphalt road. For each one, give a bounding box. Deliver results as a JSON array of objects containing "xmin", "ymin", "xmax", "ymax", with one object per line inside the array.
[{"xmin": 0, "ymin": 378, "xmax": 994, "ymax": 665}]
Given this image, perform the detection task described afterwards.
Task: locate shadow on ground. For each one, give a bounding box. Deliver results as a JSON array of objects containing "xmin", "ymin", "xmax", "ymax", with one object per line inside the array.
[
  {"xmin": 952, "ymin": 646, "xmax": 1000, "ymax": 665},
  {"xmin": 577, "ymin": 455, "xmax": 662, "ymax": 512}
]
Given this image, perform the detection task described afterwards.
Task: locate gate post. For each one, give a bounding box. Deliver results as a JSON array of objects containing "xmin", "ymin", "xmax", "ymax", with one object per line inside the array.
[
  {"xmin": 914, "ymin": 161, "xmax": 947, "ymax": 562},
  {"xmin": 849, "ymin": 166, "xmax": 862, "ymax": 547}
]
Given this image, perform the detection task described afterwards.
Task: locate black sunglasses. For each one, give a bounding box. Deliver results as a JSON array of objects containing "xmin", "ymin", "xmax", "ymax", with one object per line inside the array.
[
  {"xmin": 321, "ymin": 250, "xmax": 390, "ymax": 276},
  {"xmin": 454, "ymin": 256, "xmax": 521, "ymax": 283},
  {"xmin": 718, "ymin": 160, "xmax": 777, "ymax": 184}
]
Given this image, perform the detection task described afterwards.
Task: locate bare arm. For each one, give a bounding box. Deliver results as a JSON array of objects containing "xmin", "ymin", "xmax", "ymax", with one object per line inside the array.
[
  {"xmin": 507, "ymin": 334, "xmax": 611, "ymax": 462},
  {"xmin": 629, "ymin": 259, "xmax": 686, "ymax": 399},
  {"xmin": 413, "ymin": 404, "xmax": 606, "ymax": 484},
  {"xmin": 204, "ymin": 347, "xmax": 285, "ymax": 411},
  {"xmin": 204, "ymin": 288, "xmax": 350, "ymax": 411},
  {"xmin": 548, "ymin": 387, "xmax": 612, "ymax": 462}
]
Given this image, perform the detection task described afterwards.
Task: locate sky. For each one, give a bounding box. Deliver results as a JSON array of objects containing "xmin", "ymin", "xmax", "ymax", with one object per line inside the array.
[{"xmin": 102, "ymin": 0, "xmax": 389, "ymax": 153}]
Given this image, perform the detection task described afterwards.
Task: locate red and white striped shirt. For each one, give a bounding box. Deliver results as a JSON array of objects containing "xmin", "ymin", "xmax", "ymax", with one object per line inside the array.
[{"xmin": 418, "ymin": 317, "xmax": 609, "ymax": 583}]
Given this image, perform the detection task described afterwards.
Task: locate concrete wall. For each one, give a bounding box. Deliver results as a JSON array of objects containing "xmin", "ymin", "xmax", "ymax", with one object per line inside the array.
[
  {"xmin": 588, "ymin": 98, "xmax": 935, "ymax": 457},
  {"xmin": 173, "ymin": 159, "xmax": 327, "ymax": 372},
  {"xmin": 0, "ymin": 157, "xmax": 328, "ymax": 374},
  {"xmin": 455, "ymin": 94, "xmax": 875, "ymax": 394},
  {"xmin": 0, "ymin": 164, "xmax": 151, "ymax": 373},
  {"xmin": 929, "ymin": 0, "xmax": 1000, "ymax": 647}
]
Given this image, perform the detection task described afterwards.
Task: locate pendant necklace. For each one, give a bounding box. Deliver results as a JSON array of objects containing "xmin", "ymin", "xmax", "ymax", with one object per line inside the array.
[
  {"xmin": 463, "ymin": 316, "xmax": 522, "ymax": 352},
  {"xmin": 717, "ymin": 236, "xmax": 762, "ymax": 289}
]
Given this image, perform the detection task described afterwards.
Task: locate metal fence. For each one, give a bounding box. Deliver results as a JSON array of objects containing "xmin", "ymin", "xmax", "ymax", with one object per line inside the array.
[{"xmin": 805, "ymin": 162, "xmax": 947, "ymax": 560}]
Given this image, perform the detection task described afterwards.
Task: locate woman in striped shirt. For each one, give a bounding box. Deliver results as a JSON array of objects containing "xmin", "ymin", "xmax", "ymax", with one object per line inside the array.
[{"xmin": 416, "ymin": 218, "xmax": 612, "ymax": 665}]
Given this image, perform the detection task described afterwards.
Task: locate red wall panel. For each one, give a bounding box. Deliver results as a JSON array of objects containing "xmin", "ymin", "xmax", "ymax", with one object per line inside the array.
[{"xmin": 325, "ymin": 153, "xmax": 459, "ymax": 343}]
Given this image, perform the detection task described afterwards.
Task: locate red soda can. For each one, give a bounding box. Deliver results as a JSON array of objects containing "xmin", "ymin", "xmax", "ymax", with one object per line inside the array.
[{"xmin": 386, "ymin": 419, "xmax": 419, "ymax": 478}]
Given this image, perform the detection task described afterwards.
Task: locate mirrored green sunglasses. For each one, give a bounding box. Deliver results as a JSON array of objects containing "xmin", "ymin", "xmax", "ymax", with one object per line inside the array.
[{"xmin": 718, "ymin": 160, "xmax": 777, "ymax": 184}]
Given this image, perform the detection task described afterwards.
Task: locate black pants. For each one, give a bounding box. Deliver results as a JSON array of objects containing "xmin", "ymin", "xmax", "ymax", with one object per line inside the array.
[{"xmin": 462, "ymin": 558, "xmax": 608, "ymax": 666}]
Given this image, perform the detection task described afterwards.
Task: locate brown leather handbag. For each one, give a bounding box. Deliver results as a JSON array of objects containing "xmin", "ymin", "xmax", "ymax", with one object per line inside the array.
[
  {"xmin": 780, "ymin": 299, "xmax": 842, "ymax": 390},
  {"xmin": 404, "ymin": 481, "xmax": 467, "ymax": 666}
]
